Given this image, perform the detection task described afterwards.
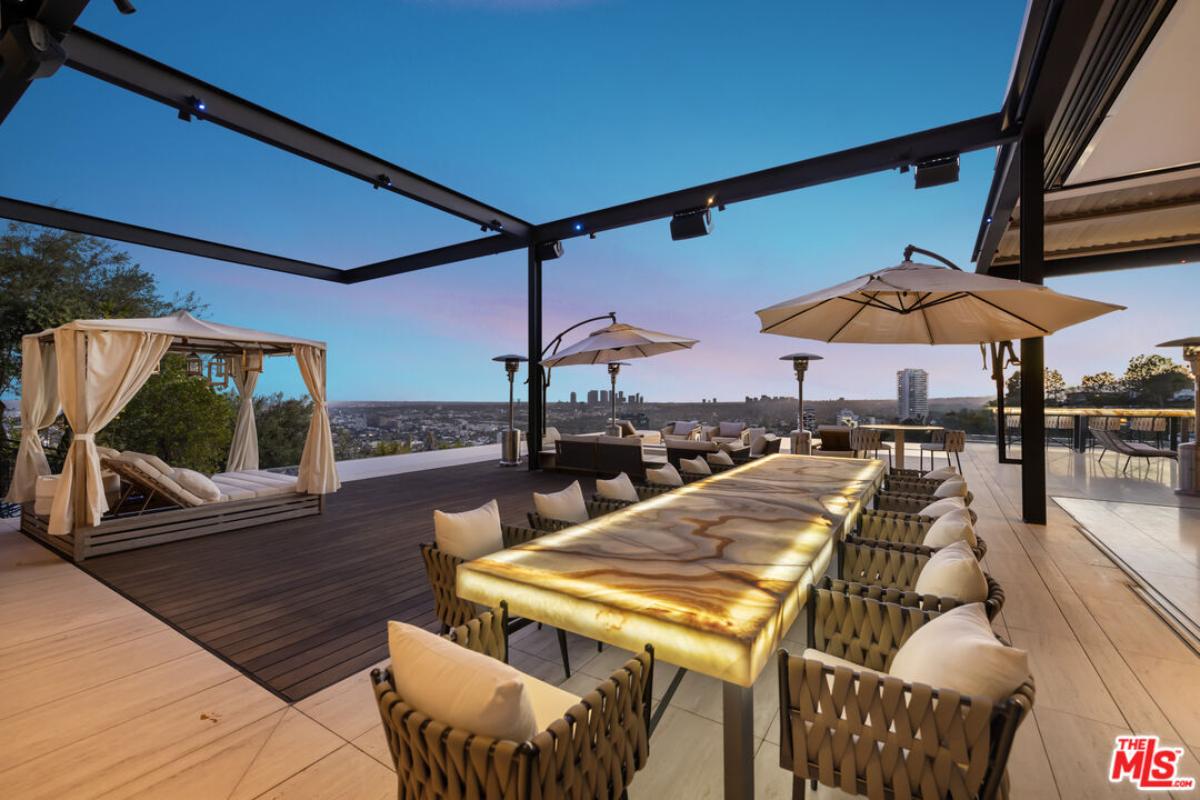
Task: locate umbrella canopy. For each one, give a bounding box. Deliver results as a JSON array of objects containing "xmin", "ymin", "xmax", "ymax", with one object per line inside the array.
[
  {"xmin": 756, "ymin": 260, "xmax": 1124, "ymax": 344},
  {"xmin": 541, "ymin": 322, "xmax": 698, "ymax": 366}
]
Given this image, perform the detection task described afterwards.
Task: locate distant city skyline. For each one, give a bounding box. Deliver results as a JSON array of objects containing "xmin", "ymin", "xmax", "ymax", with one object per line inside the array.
[{"xmin": 1, "ymin": 2, "xmax": 1190, "ymax": 406}]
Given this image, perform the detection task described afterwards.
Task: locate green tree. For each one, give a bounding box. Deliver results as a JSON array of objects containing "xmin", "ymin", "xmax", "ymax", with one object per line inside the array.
[
  {"xmin": 100, "ymin": 355, "xmax": 235, "ymax": 473},
  {"xmin": 1080, "ymin": 371, "xmax": 1122, "ymax": 393},
  {"xmin": 254, "ymin": 393, "xmax": 313, "ymax": 469},
  {"xmin": 1123, "ymin": 354, "xmax": 1191, "ymax": 406},
  {"xmin": 1006, "ymin": 368, "xmax": 1065, "ymax": 404}
]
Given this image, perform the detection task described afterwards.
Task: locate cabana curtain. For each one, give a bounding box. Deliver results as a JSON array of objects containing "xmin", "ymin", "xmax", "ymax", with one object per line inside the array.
[
  {"xmin": 226, "ymin": 359, "xmax": 260, "ymax": 472},
  {"xmin": 2, "ymin": 337, "xmax": 60, "ymax": 504},
  {"xmin": 48, "ymin": 329, "xmax": 173, "ymax": 535},
  {"xmin": 294, "ymin": 344, "xmax": 340, "ymax": 494}
]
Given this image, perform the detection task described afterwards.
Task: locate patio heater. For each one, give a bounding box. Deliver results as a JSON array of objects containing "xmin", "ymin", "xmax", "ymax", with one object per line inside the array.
[
  {"xmin": 605, "ymin": 362, "xmax": 629, "ymax": 436},
  {"xmin": 493, "ymin": 354, "xmax": 527, "ymax": 466},
  {"xmin": 781, "ymin": 353, "xmax": 823, "ymax": 455},
  {"xmin": 1157, "ymin": 337, "xmax": 1200, "ymax": 495}
]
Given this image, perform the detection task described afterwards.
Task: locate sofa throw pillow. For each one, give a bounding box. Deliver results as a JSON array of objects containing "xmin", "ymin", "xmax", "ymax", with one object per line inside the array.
[{"xmin": 434, "ymin": 499, "xmax": 504, "ymax": 560}]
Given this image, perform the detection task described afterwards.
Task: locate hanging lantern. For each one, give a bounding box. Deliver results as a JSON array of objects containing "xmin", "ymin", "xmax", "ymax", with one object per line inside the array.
[
  {"xmin": 185, "ymin": 351, "xmax": 203, "ymax": 378},
  {"xmin": 242, "ymin": 349, "xmax": 264, "ymax": 374},
  {"xmin": 207, "ymin": 354, "xmax": 230, "ymax": 389}
]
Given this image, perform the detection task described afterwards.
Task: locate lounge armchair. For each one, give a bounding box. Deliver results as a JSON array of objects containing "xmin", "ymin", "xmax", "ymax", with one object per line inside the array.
[
  {"xmin": 660, "ymin": 420, "xmax": 701, "ymax": 442},
  {"xmin": 838, "ymin": 538, "xmax": 1004, "ymax": 619},
  {"xmin": 704, "ymin": 421, "xmax": 749, "ymax": 445},
  {"xmin": 748, "ymin": 433, "xmax": 781, "ymax": 459},
  {"xmin": 813, "ymin": 425, "xmax": 854, "ymax": 457},
  {"xmin": 779, "ymin": 584, "xmax": 1033, "ymax": 800},
  {"xmin": 373, "ymin": 605, "xmax": 655, "ymax": 799},
  {"xmin": 421, "ymin": 517, "xmax": 579, "ymax": 678},
  {"xmin": 1092, "ymin": 428, "xmax": 1177, "ymax": 474},
  {"xmin": 664, "ymin": 439, "xmax": 719, "ymax": 468}
]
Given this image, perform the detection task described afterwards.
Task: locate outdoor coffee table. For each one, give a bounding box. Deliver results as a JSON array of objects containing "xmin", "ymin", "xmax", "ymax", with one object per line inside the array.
[
  {"xmin": 858, "ymin": 422, "xmax": 943, "ymax": 469},
  {"xmin": 458, "ymin": 453, "xmax": 885, "ymax": 800}
]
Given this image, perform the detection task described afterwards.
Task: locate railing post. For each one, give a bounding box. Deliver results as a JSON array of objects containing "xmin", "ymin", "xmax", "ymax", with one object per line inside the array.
[
  {"xmin": 1018, "ymin": 130, "xmax": 1047, "ymax": 524},
  {"xmin": 527, "ymin": 245, "xmax": 543, "ymax": 470}
]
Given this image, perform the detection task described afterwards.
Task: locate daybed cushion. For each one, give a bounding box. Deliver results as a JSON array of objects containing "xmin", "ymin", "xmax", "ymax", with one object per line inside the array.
[
  {"xmin": 646, "ymin": 463, "xmax": 684, "ymax": 487},
  {"xmin": 118, "ymin": 451, "xmax": 174, "ymax": 476},
  {"xmin": 679, "ymin": 456, "xmax": 711, "ymax": 476},
  {"xmin": 533, "ymin": 481, "xmax": 589, "ymax": 524},
  {"xmin": 913, "ymin": 540, "xmax": 988, "ymax": 602},
  {"xmin": 210, "ymin": 470, "xmax": 299, "ymax": 500},
  {"xmin": 174, "ymin": 468, "xmax": 222, "ymax": 503},
  {"xmin": 888, "ymin": 603, "xmax": 1029, "ymax": 702},
  {"xmin": 933, "ymin": 478, "xmax": 969, "ymax": 498},
  {"xmin": 596, "ymin": 473, "xmax": 639, "ymax": 503},
  {"xmin": 923, "ymin": 508, "xmax": 978, "ymax": 549},
  {"xmin": 388, "ymin": 620, "xmax": 538, "ymax": 742},
  {"xmin": 923, "ymin": 466, "xmax": 959, "ymax": 480},
  {"xmin": 918, "ymin": 496, "xmax": 968, "ymax": 518},
  {"xmin": 433, "ymin": 499, "xmax": 504, "ymax": 561},
  {"xmin": 127, "ymin": 458, "xmax": 205, "ymax": 507},
  {"xmin": 708, "ymin": 449, "xmax": 734, "ymax": 467}
]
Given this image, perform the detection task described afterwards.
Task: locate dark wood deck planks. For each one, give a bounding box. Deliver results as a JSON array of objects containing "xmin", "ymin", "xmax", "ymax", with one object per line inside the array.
[{"xmin": 78, "ymin": 460, "xmax": 589, "ymax": 701}]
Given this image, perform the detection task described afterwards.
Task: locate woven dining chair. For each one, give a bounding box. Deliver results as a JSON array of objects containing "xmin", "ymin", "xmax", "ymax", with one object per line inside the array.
[
  {"xmin": 779, "ymin": 585, "xmax": 1034, "ymax": 800},
  {"xmin": 373, "ymin": 605, "xmax": 656, "ymax": 800},
  {"xmin": 919, "ymin": 429, "xmax": 965, "ymax": 472},
  {"xmin": 857, "ymin": 508, "xmax": 988, "ymax": 559},
  {"xmin": 849, "ymin": 427, "xmax": 892, "ymax": 466}
]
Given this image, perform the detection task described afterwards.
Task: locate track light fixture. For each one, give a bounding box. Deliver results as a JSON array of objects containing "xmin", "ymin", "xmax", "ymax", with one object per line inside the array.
[
  {"xmin": 669, "ymin": 207, "xmax": 713, "ymax": 241},
  {"xmin": 372, "ymin": 173, "xmax": 391, "ymax": 190},
  {"xmin": 913, "ymin": 153, "xmax": 959, "ymax": 189},
  {"xmin": 536, "ymin": 240, "xmax": 563, "ymax": 261},
  {"xmin": 177, "ymin": 95, "xmax": 206, "ymax": 122}
]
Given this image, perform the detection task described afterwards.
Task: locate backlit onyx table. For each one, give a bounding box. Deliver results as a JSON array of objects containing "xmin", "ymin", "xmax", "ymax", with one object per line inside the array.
[{"xmin": 458, "ymin": 453, "xmax": 886, "ymax": 800}]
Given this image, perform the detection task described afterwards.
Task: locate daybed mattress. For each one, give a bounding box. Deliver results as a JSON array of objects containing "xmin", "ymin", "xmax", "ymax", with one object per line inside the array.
[{"xmin": 211, "ymin": 470, "xmax": 300, "ymax": 502}]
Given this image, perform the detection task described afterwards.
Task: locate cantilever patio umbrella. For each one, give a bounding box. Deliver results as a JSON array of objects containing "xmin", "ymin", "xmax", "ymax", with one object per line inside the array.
[
  {"xmin": 756, "ymin": 248, "xmax": 1125, "ymax": 344},
  {"xmin": 542, "ymin": 321, "xmax": 699, "ymax": 432}
]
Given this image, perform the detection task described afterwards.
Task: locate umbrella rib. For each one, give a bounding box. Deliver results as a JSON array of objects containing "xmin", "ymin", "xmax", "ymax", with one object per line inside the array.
[
  {"xmin": 917, "ymin": 294, "xmax": 935, "ymax": 345},
  {"xmin": 966, "ymin": 292, "xmax": 1050, "ymax": 335},
  {"xmin": 761, "ymin": 297, "xmax": 836, "ymax": 332},
  {"xmin": 827, "ymin": 293, "xmax": 875, "ymax": 342}
]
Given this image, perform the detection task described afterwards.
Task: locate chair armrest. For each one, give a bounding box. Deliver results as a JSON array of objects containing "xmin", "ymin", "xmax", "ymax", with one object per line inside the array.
[
  {"xmin": 502, "ymin": 523, "xmax": 548, "ymax": 547},
  {"xmin": 526, "ymin": 512, "xmax": 575, "ymax": 532},
  {"xmin": 443, "ymin": 602, "xmax": 510, "ymax": 662},
  {"xmin": 588, "ymin": 498, "xmax": 629, "ymax": 517}
]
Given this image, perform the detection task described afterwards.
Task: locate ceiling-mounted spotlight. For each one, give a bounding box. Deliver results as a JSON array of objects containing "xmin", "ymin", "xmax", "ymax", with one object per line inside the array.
[
  {"xmin": 913, "ymin": 153, "xmax": 959, "ymax": 189},
  {"xmin": 669, "ymin": 207, "xmax": 713, "ymax": 241},
  {"xmin": 536, "ymin": 240, "xmax": 564, "ymax": 261},
  {"xmin": 373, "ymin": 173, "xmax": 392, "ymax": 190},
  {"xmin": 177, "ymin": 95, "xmax": 205, "ymax": 122}
]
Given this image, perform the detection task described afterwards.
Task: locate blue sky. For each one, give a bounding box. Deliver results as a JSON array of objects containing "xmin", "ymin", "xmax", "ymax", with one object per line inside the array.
[{"xmin": 2, "ymin": 1, "xmax": 1187, "ymax": 403}]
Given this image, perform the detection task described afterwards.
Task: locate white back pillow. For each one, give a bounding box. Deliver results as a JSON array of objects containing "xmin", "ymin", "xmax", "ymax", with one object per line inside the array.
[
  {"xmin": 913, "ymin": 540, "xmax": 988, "ymax": 602},
  {"xmin": 708, "ymin": 449, "xmax": 734, "ymax": 466},
  {"xmin": 923, "ymin": 465, "xmax": 959, "ymax": 480},
  {"xmin": 388, "ymin": 621, "xmax": 537, "ymax": 742},
  {"xmin": 889, "ymin": 604, "xmax": 1028, "ymax": 702},
  {"xmin": 933, "ymin": 478, "xmax": 969, "ymax": 498},
  {"xmin": 533, "ymin": 481, "xmax": 588, "ymax": 524},
  {"xmin": 923, "ymin": 508, "xmax": 978, "ymax": 548},
  {"xmin": 434, "ymin": 499, "xmax": 504, "ymax": 560},
  {"xmin": 672, "ymin": 421, "xmax": 697, "ymax": 435},
  {"xmin": 679, "ymin": 456, "xmax": 712, "ymax": 475},
  {"xmin": 595, "ymin": 472, "xmax": 639, "ymax": 503},
  {"xmin": 918, "ymin": 496, "xmax": 967, "ymax": 518},
  {"xmin": 174, "ymin": 468, "xmax": 222, "ymax": 503},
  {"xmin": 646, "ymin": 463, "xmax": 684, "ymax": 487}
]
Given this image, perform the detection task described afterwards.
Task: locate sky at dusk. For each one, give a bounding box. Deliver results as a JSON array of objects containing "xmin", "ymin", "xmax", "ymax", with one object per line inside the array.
[{"xmin": 2, "ymin": 1, "xmax": 1190, "ymax": 404}]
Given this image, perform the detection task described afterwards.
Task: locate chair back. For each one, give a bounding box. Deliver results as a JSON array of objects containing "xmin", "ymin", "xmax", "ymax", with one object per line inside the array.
[
  {"xmin": 665, "ymin": 439, "xmax": 719, "ymax": 468},
  {"xmin": 1005, "ymin": 414, "xmax": 1021, "ymax": 429},
  {"xmin": 817, "ymin": 426, "xmax": 852, "ymax": 451},
  {"xmin": 555, "ymin": 435, "xmax": 598, "ymax": 472},
  {"xmin": 849, "ymin": 427, "xmax": 881, "ymax": 451},
  {"xmin": 943, "ymin": 429, "xmax": 966, "ymax": 453},
  {"xmin": 761, "ymin": 436, "xmax": 782, "ymax": 455},
  {"xmin": 596, "ymin": 435, "xmax": 646, "ymax": 479}
]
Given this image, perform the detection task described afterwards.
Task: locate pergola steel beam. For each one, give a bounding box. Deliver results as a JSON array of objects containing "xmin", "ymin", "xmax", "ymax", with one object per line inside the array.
[
  {"xmin": 0, "ymin": 196, "xmax": 344, "ymax": 281},
  {"xmin": 59, "ymin": 26, "xmax": 532, "ymax": 238},
  {"xmin": 0, "ymin": 0, "xmax": 91, "ymax": 124},
  {"xmin": 342, "ymin": 235, "xmax": 526, "ymax": 283},
  {"xmin": 534, "ymin": 113, "xmax": 1015, "ymax": 244}
]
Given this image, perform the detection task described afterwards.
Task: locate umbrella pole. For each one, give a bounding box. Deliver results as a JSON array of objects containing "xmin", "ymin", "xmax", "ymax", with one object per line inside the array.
[{"xmin": 608, "ymin": 363, "xmax": 620, "ymax": 435}]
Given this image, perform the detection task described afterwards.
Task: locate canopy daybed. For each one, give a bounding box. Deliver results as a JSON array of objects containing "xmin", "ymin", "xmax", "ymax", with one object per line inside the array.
[{"xmin": 5, "ymin": 311, "xmax": 340, "ymax": 561}]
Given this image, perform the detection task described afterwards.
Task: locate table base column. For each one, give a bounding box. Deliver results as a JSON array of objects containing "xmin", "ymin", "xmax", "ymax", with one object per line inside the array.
[{"xmin": 722, "ymin": 681, "xmax": 754, "ymax": 800}]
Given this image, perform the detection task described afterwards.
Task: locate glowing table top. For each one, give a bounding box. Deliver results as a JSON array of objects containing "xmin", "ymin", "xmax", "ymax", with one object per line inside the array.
[{"xmin": 457, "ymin": 454, "xmax": 885, "ymax": 687}]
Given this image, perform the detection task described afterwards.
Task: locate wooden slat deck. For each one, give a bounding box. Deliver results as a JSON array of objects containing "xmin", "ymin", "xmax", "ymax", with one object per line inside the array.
[{"xmin": 72, "ymin": 461, "xmax": 589, "ymax": 701}]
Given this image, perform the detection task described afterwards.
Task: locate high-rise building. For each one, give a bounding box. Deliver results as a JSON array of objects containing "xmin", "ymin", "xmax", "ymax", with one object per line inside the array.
[
  {"xmin": 569, "ymin": 391, "xmax": 577, "ymax": 404},
  {"xmin": 896, "ymin": 369, "xmax": 929, "ymax": 421},
  {"xmin": 599, "ymin": 390, "xmax": 609, "ymax": 403},
  {"xmin": 586, "ymin": 389, "xmax": 599, "ymax": 404},
  {"xmin": 617, "ymin": 390, "xmax": 625, "ymax": 403}
]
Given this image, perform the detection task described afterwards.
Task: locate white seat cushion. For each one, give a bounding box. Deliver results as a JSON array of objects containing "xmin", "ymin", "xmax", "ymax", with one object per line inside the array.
[
  {"xmin": 533, "ymin": 481, "xmax": 588, "ymax": 524},
  {"xmin": 923, "ymin": 508, "xmax": 978, "ymax": 548},
  {"xmin": 210, "ymin": 470, "xmax": 299, "ymax": 498},
  {"xmin": 888, "ymin": 604, "xmax": 1029, "ymax": 702},
  {"xmin": 707, "ymin": 449, "xmax": 734, "ymax": 467},
  {"xmin": 519, "ymin": 674, "xmax": 579, "ymax": 732},
  {"xmin": 933, "ymin": 478, "xmax": 969, "ymax": 498},
  {"xmin": 388, "ymin": 621, "xmax": 537, "ymax": 742},
  {"xmin": 595, "ymin": 473, "xmax": 639, "ymax": 503},
  {"xmin": 646, "ymin": 463, "xmax": 684, "ymax": 487},
  {"xmin": 913, "ymin": 540, "xmax": 988, "ymax": 602},
  {"xmin": 923, "ymin": 466, "xmax": 959, "ymax": 480},
  {"xmin": 118, "ymin": 451, "xmax": 174, "ymax": 476},
  {"xmin": 918, "ymin": 496, "xmax": 968, "ymax": 518},
  {"xmin": 434, "ymin": 499, "xmax": 504, "ymax": 560},
  {"xmin": 174, "ymin": 468, "xmax": 222, "ymax": 503},
  {"xmin": 679, "ymin": 456, "xmax": 712, "ymax": 476}
]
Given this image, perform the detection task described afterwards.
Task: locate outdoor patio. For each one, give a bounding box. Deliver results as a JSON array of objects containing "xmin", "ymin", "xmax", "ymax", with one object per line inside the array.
[{"xmin": 2, "ymin": 441, "xmax": 1198, "ymax": 799}]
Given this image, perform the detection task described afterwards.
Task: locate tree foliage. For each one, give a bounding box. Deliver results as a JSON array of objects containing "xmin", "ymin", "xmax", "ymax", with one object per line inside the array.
[
  {"xmin": 1080, "ymin": 371, "xmax": 1122, "ymax": 393},
  {"xmin": 254, "ymin": 393, "xmax": 313, "ymax": 469},
  {"xmin": 1123, "ymin": 354, "xmax": 1192, "ymax": 406},
  {"xmin": 100, "ymin": 356, "xmax": 235, "ymax": 473},
  {"xmin": 1005, "ymin": 368, "xmax": 1065, "ymax": 403}
]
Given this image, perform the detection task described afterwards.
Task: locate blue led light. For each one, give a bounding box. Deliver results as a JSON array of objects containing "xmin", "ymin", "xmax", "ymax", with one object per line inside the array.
[
  {"xmin": 196, "ymin": 101, "xmax": 206, "ymax": 112},
  {"xmin": 573, "ymin": 222, "xmax": 583, "ymax": 232}
]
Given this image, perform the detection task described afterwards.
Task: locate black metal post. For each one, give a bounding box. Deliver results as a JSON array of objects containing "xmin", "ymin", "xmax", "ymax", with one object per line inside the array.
[
  {"xmin": 1018, "ymin": 132, "xmax": 1047, "ymax": 524},
  {"xmin": 527, "ymin": 246, "xmax": 543, "ymax": 470}
]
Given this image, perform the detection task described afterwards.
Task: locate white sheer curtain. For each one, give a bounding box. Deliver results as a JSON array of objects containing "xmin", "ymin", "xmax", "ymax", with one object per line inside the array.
[
  {"xmin": 3, "ymin": 336, "xmax": 60, "ymax": 503},
  {"xmin": 294, "ymin": 344, "xmax": 340, "ymax": 494},
  {"xmin": 226, "ymin": 358, "xmax": 260, "ymax": 472},
  {"xmin": 48, "ymin": 329, "xmax": 172, "ymax": 535}
]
